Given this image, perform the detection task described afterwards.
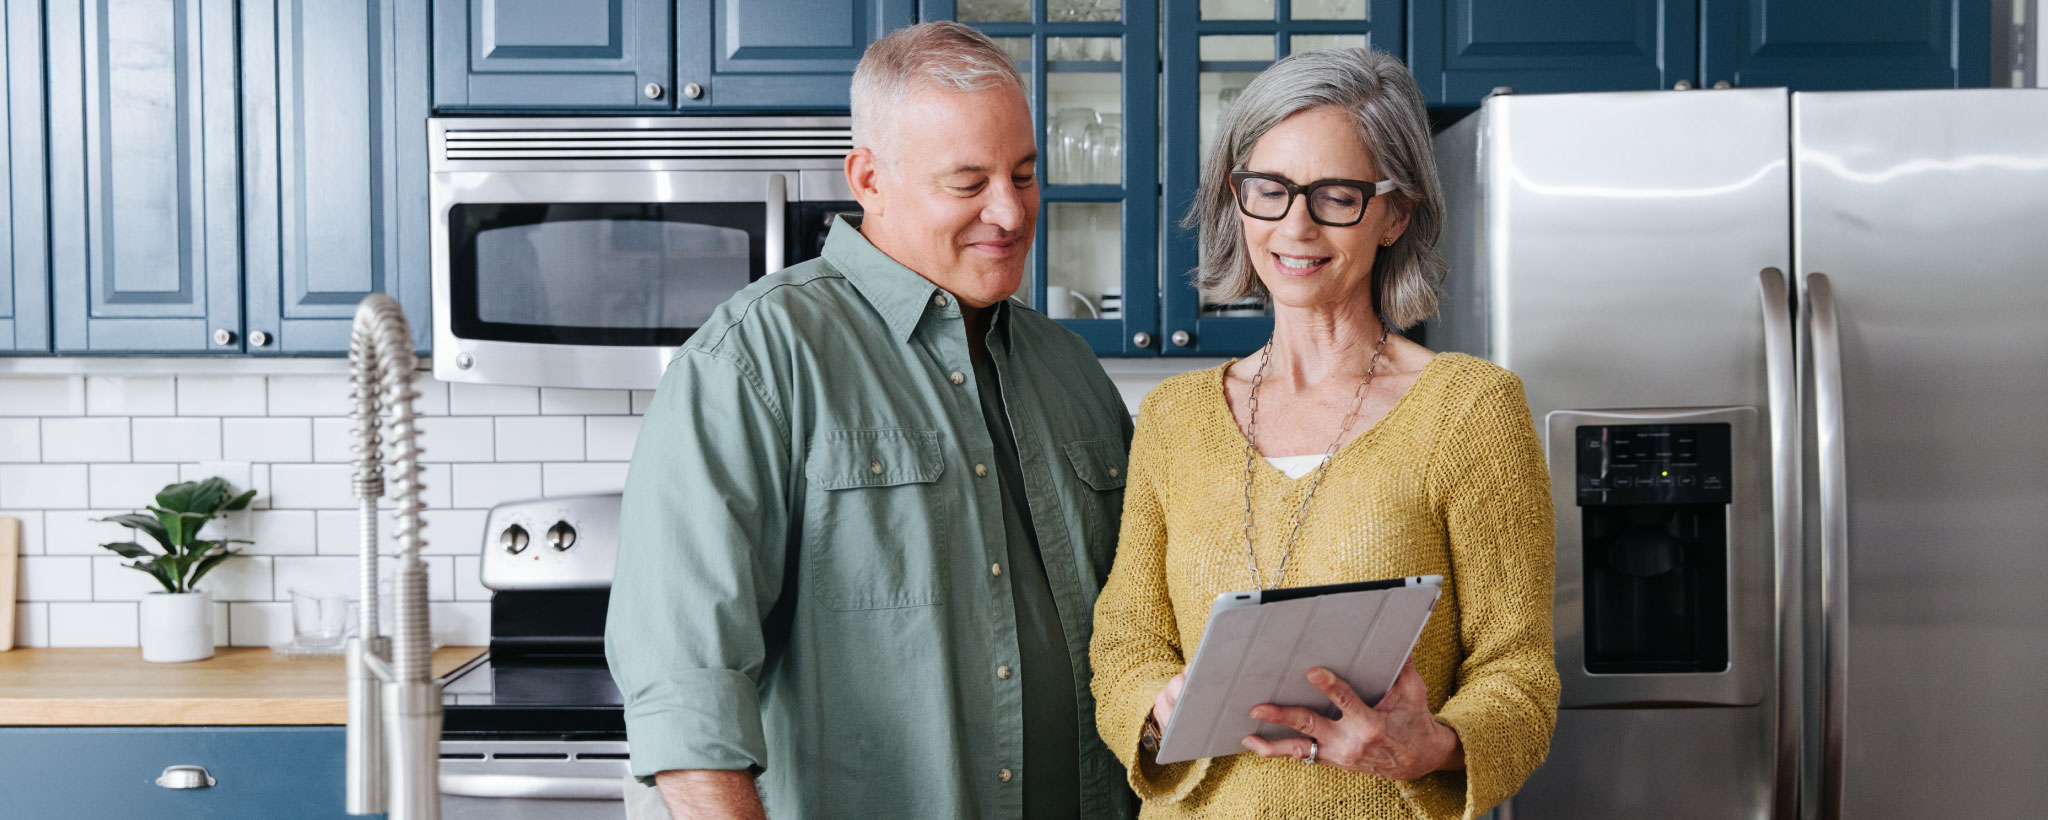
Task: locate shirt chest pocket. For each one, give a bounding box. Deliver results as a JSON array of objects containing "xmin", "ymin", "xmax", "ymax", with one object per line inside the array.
[
  {"xmin": 1063, "ymin": 438, "xmax": 1128, "ymax": 585},
  {"xmin": 804, "ymin": 428, "xmax": 949, "ymax": 611}
]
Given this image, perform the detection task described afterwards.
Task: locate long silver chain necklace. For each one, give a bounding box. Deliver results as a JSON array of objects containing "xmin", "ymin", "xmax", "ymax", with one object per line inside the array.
[{"xmin": 1239, "ymin": 324, "xmax": 1391, "ymax": 590}]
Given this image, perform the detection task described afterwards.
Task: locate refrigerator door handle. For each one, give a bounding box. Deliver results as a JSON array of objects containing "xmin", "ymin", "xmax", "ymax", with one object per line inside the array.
[
  {"xmin": 1806, "ymin": 272, "xmax": 1849, "ymax": 820},
  {"xmin": 1758, "ymin": 266, "xmax": 1801, "ymax": 820}
]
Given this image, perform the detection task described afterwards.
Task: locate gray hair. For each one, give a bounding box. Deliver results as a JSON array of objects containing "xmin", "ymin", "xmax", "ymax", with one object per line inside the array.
[
  {"xmin": 1184, "ymin": 48, "xmax": 1446, "ymax": 331},
  {"xmin": 850, "ymin": 22, "xmax": 1026, "ymax": 168}
]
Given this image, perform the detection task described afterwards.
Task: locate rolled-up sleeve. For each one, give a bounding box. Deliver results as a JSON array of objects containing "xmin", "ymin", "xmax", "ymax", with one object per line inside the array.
[{"xmin": 606, "ymin": 347, "xmax": 792, "ymax": 781}]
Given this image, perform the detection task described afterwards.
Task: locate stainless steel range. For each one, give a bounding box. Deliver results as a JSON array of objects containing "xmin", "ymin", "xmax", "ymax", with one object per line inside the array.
[{"xmin": 437, "ymin": 494, "xmax": 627, "ymax": 820}]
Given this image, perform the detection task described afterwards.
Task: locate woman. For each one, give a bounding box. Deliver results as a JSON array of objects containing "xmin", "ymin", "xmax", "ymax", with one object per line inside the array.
[{"xmin": 1090, "ymin": 48, "xmax": 1557, "ymax": 819}]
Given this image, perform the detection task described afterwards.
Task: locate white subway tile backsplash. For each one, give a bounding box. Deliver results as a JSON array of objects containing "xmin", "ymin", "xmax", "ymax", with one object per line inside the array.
[
  {"xmin": 176, "ymin": 375, "xmax": 268, "ymax": 416},
  {"xmin": 1, "ymin": 376, "xmax": 86, "ymax": 416},
  {"xmin": 430, "ymin": 602, "xmax": 491, "ymax": 646},
  {"xmin": 496, "ymin": 417, "xmax": 583, "ymax": 462},
  {"xmin": 223, "ymin": 418, "xmax": 314, "ymax": 463},
  {"xmin": 201, "ymin": 555, "xmax": 275, "ymax": 602},
  {"xmin": 18, "ymin": 556, "xmax": 93, "ymax": 601},
  {"xmin": 311, "ymin": 418, "xmax": 354, "ymax": 463},
  {"xmin": 415, "ymin": 417, "xmax": 495, "ymax": 462},
  {"xmin": 14, "ymin": 602, "xmax": 49, "ymax": 647},
  {"xmin": 413, "ymin": 378, "xmax": 451, "ymax": 416},
  {"xmin": 187, "ymin": 461, "xmax": 256, "ymax": 499},
  {"xmin": 585, "ymin": 416, "xmax": 642, "ymax": 462},
  {"xmin": 417, "ymin": 463, "xmax": 454, "ymax": 510},
  {"xmin": 418, "ymin": 509, "xmax": 488, "ymax": 556},
  {"xmin": 132, "ymin": 418, "xmax": 224, "ymax": 462},
  {"xmin": 0, "ymin": 510, "xmax": 44, "ymax": 555},
  {"xmin": 630, "ymin": 390, "xmax": 655, "ymax": 415},
  {"xmin": 213, "ymin": 601, "xmax": 230, "ymax": 646},
  {"xmin": 423, "ymin": 555, "xmax": 455, "ymax": 602},
  {"xmin": 541, "ymin": 388, "xmax": 630, "ymax": 415},
  {"xmin": 316, "ymin": 509, "xmax": 364, "ymax": 556},
  {"xmin": 453, "ymin": 463, "xmax": 541, "ymax": 508},
  {"xmin": 88, "ymin": 464, "xmax": 181, "ymax": 509},
  {"xmin": 246, "ymin": 509, "xmax": 318, "ymax": 555},
  {"xmin": 0, "ymin": 418, "xmax": 40, "ymax": 462},
  {"xmin": 273, "ymin": 556, "xmax": 361, "ymax": 600},
  {"xmin": 86, "ymin": 376, "xmax": 177, "ymax": 416},
  {"xmin": 449, "ymin": 383, "xmax": 539, "ymax": 415},
  {"xmin": 40, "ymin": 509, "xmax": 132, "ymax": 555},
  {"xmin": 42, "ymin": 418, "xmax": 132, "ymax": 462},
  {"xmin": 91, "ymin": 556, "xmax": 173, "ymax": 600},
  {"xmin": 228, "ymin": 601, "xmax": 291, "ymax": 647},
  {"xmin": 1, "ymin": 464, "xmax": 89, "ymax": 509},
  {"xmin": 47, "ymin": 602, "xmax": 138, "ymax": 647},
  {"xmin": 268, "ymin": 464, "xmax": 355, "ymax": 509},
  {"xmin": 453, "ymin": 556, "xmax": 490, "ymax": 601},
  {"xmin": 543, "ymin": 463, "xmax": 630, "ymax": 497},
  {"xmin": 266, "ymin": 375, "xmax": 354, "ymax": 417}
]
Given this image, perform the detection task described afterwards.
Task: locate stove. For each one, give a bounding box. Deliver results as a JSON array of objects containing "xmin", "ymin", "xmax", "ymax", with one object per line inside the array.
[{"xmin": 437, "ymin": 494, "xmax": 628, "ymax": 819}]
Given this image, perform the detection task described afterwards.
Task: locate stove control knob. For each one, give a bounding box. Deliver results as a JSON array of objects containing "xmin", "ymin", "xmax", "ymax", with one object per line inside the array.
[
  {"xmin": 501, "ymin": 524, "xmax": 530, "ymax": 555},
  {"xmin": 547, "ymin": 521, "xmax": 577, "ymax": 552}
]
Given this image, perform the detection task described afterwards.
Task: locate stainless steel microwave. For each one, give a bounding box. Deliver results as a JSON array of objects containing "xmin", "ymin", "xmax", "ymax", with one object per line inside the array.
[{"xmin": 429, "ymin": 116, "xmax": 857, "ymax": 390}]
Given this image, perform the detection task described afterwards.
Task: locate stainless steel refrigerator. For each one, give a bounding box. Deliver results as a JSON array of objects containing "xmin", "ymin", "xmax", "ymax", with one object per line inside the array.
[{"xmin": 1430, "ymin": 87, "xmax": 2048, "ymax": 819}]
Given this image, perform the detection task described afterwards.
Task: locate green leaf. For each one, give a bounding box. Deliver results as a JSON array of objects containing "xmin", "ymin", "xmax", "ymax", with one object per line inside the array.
[
  {"xmin": 101, "ymin": 541, "xmax": 156, "ymax": 560},
  {"xmin": 125, "ymin": 558, "xmax": 178, "ymax": 594},
  {"xmin": 189, "ymin": 549, "xmax": 239, "ymax": 588},
  {"xmin": 150, "ymin": 507, "xmax": 187, "ymax": 548},
  {"xmin": 154, "ymin": 480, "xmax": 211, "ymax": 514},
  {"xmin": 223, "ymin": 489, "xmax": 257, "ymax": 512},
  {"xmin": 97, "ymin": 513, "xmax": 172, "ymax": 551}
]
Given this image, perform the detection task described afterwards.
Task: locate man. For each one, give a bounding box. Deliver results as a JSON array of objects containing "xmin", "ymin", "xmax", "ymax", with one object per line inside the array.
[{"xmin": 607, "ymin": 21, "xmax": 1136, "ymax": 820}]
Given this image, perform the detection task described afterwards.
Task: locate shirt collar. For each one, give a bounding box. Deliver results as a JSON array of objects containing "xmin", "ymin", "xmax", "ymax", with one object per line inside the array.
[{"xmin": 823, "ymin": 215, "xmax": 948, "ymax": 344}]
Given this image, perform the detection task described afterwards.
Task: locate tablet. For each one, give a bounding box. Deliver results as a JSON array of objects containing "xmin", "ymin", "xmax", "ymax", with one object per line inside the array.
[{"xmin": 1152, "ymin": 575, "xmax": 1444, "ymax": 765}]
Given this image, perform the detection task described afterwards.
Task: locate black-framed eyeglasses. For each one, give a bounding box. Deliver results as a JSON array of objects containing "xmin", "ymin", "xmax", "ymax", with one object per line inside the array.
[{"xmin": 1230, "ymin": 171, "xmax": 1396, "ymax": 227}]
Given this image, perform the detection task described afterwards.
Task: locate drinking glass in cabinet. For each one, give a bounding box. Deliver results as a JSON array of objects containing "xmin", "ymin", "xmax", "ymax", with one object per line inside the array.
[
  {"xmin": 1201, "ymin": 0, "xmax": 1275, "ymax": 20},
  {"xmin": 1051, "ymin": 107, "xmax": 1100, "ymax": 185},
  {"xmin": 1051, "ymin": 0, "xmax": 1122, "ymax": 21},
  {"xmin": 958, "ymin": 0, "xmax": 1028, "ymax": 22},
  {"xmin": 1292, "ymin": 0, "xmax": 1368, "ymax": 18},
  {"xmin": 1290, "ymin": 34, "xmax": 1370, "ymax": 54},
  {"xmin": 1049, "ymin": 36, "xmax": 1122, "ymax": 62},
  {"xmin": 1201, "ymin": 74, "xmax": 1261, "ymax": 158},
  {"xmin": 1087, "ymin": 113, "xmax": 1123, "ymax": 185},
  {"xmin": 1048, "ymin": 203, "xmax": 1122, "ymax": 317}
]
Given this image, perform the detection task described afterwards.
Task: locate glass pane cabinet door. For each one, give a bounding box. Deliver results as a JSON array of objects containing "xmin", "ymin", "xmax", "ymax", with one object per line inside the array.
[
  {"xmin": 1161, "ymin": 0, "xmax": 1403, "ymax": 356},
  {"xmin": 929, "ymin": 0, "xmax": 1159, "ymax": 356}
]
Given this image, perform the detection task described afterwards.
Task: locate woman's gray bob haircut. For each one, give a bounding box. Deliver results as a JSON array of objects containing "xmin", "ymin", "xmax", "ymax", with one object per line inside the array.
[
  {"xmin": 1185, "ymin": 48, "xmax": 1446, "ymax": 331},
  {"xmin": 851, "ymin": 22, "xmax": 1026, "ymax": 163}
]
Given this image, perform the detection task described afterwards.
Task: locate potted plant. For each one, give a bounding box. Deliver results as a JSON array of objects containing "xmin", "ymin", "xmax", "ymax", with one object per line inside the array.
[{"xmin": 98, "ymin": 477, "xmax": 256, "ymax": 663}]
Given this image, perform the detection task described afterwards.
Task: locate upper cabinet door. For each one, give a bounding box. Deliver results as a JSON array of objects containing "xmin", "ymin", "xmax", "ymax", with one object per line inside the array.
[
  {"xmin": 243, "ymin": 0, "xmax": 433, "ymax": 355},
  {"xmin": 3, "ymin": 0, "xmax": 49, "ymax": 353},
  {"xmin": 432, "ymin": 0, "xmax": 672, "ymax": 110},
  {"xmin": 1701, "ymin": 0, "xmax": 1990, "ymax": 90},
  {"xmin": 47, "ymin": 0, "xmax": 242, "ymax": 353},
  {"xmin": 1409, "ymin": 0, "xmax": 1700, "ymax": 106},
  {"xmin": 679, "ymin": 0, "xmax": 914, "ymax": 109}
]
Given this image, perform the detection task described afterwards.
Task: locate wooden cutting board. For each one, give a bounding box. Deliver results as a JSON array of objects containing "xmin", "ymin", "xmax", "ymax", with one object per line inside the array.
[{"xmin": 1, "ymin": 517, "xmax": 19, "ymax": 651}]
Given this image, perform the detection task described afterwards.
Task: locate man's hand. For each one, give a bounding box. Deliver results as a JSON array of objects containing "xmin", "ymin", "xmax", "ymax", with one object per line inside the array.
[{"xmin": 654, "ymin": 769, "xmax": 766, "ymax": 820}]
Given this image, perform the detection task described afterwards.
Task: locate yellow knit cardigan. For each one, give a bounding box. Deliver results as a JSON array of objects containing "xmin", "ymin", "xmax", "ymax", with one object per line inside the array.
[{"xmin": 1090, "ymin": 353, "xmax": 1559, "ymax": 820}]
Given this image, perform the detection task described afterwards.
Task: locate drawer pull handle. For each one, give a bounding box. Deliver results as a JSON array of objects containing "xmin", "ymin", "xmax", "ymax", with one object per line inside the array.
[{"xmin": 157, "ymin": 765, "xmax": 216, "ymax": 790}]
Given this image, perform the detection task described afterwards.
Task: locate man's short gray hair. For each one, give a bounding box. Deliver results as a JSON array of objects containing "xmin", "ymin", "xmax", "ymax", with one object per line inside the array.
[
  {"xmin": 1184, "ymin": 48, "xmax": 1447, "ymax": 331},
  {"xmin": 851, "ymin": 22, "xmax": 1026, "ymax": 165}
]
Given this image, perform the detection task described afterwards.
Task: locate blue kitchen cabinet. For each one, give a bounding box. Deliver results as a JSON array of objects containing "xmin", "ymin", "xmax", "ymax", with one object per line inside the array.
[
  {"xmin": 2, "ymin": 0, "xmax": 47, "ymax": 353},
  {"xmin": 46, "ymin": 0, "xmax": 243, "ymax": 353},
  {"xmin": 1408, "ymin": 0, "xmax": 1698, "ymax": 105},
  {"xmin": 431, "ymin": 0, "xmax": 673, "ymax": 110},
  {"xmin": 0, "ymin": 726, "xmax": 353, "ymax": 819},
  {"xmin": 243, "ymin": 0, "xmax": 434, "ymax": 354},
  {"xmin": 680, "ymin": 0, "xmax": 916, "ymax": 109},
  {"xmin": 1701, "ymin": 0, "xmax": 1990, "ymax": 90}
]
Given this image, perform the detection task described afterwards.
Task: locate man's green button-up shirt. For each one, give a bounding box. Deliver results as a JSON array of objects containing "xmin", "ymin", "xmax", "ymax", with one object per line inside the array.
[{"xmin": 606, "ymin": 217, "xmax": 1136, "ymax": 820}]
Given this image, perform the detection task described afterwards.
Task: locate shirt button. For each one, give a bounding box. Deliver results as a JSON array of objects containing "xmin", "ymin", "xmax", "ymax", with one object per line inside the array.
[
  {"xmin": 991, "ymin": 563, "xmax": 1003, "ymax": 577},
  {"xmin": 949, "ymin": 371, "xmax": 965, "ymax": 385},
  {"xmin": 997, "ymin": 665, "xmax": 1013, "ymax": 680},
  {"xmin": 974, "ymin": 463, "xmax": 988, "ymax": 477},
  {"xmin": 869, "ymin": 460, "xmax": 883, "ymax": 475},
  {"xmin": 934, "ymin": 294, "xmax": 949, "ymax": 307},
  {"xmin": 1108, "ymin": 466, "xmax": 1119, "ymax": 477},
  {"xmin": 998, "ymin": 768, "xmax": 1013, "ymax": 783}
]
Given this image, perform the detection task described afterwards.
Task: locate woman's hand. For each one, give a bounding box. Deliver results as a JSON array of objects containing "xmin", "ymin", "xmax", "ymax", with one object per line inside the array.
[
  {"xmin": 1150, "ymin": 672, "xmax": 1187, "ymax": 730},
  {"xmin": 1241, "ymin": 661, "xmax": 1464, "ymax": 781}
]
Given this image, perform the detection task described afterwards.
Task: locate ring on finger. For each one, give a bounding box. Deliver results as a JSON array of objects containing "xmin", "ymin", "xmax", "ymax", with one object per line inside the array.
[{"xmin": 1303, "ymin": 741, "xmax": 1319, "ymax": 766}]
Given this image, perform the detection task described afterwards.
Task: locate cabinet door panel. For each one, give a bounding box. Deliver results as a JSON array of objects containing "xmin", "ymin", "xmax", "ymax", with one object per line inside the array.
[
  {"xmin": 1409, "ymin": 0, "xmax": 1698, "ymax": 106},
  {"xmin": 244, "ymin": 0, "xmax": 432, "ymax": 354},
  {"xmin": 1702, "ymin": 0, "xmax": 1989, "ymax": 89},
  {"xmin": 3, "ymin": 0, "xmax": 48, "ymax": 352},
  {"xmin": 433, "ymin": 0, "xmax": 671, "ymax": 109},
  {"xmin": 686, "ymin": 0, "xmax": 914, "ymax": 109},
  {"xmin": 47, "ymin": 0, "xmax": 240, "ymax": 352},
  {"xmin": 0, "ymin": 727, "xmax": 351, "ymax": 819}
]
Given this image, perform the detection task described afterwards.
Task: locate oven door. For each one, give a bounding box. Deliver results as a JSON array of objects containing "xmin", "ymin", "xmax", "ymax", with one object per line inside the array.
[{"xmin": 431, "ymin": 170, "xmax": 792, "ymax": 390}]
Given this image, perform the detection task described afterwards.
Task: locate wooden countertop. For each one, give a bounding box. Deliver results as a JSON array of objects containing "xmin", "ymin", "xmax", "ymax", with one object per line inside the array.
[{"xmin": 0, "ymin": 646, "xmax": 486, "ymax": 726}]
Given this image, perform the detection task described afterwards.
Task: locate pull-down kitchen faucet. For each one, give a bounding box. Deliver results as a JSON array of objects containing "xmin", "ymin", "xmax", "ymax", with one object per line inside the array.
[{"xmin": 345, "ymin": 293, "xmax": 440, "ymax": 820}]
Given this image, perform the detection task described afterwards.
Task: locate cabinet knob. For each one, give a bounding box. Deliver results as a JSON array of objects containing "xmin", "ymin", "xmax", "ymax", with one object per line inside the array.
[
  {"xmin": 1673, "ymin": 79, "xmax": 1695, "ymax": 90},
  {"xmin": 1131, "ymin": 332, "xmax": 1153, "ymax": 349},
  {"xmin": 682, "ymin": 82, "xmax": 705, "ymax": 100},
  {"xmin": 157, "ymin": 765, "xmax": 216, "ymax": 790},
  {"xmin": 212, "ymin": 328, "xmax": 236, "ymax": 346},
  {"xmin": 249, "ymin": 330, "xmax": 271, "ymax": 347},
  {"xmin": 1170, "ymin": 330, "xmax": 1193, "ymax": 348},
  {"xmin": 644, "ymin": 82, "xmax": 664, "ymax": 100},
  {"xmin": 1712, "ymin": 80, "xmax": 1733, "ymax": 90}
]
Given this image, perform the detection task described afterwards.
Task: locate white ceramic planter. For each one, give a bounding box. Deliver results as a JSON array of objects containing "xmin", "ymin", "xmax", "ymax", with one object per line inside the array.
[{"xmin": 141, "ymin": 590, "xmax": 215, "ymax": 663}]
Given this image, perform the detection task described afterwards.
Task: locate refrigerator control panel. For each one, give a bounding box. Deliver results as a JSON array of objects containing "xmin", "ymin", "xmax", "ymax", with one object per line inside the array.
[{"xmin": 1576, "ymin": 423, "xmax": 1732, "ymax": 506}]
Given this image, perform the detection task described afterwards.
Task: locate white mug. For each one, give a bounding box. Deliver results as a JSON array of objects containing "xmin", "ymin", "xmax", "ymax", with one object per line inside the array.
[{"xmin": 1045, "ymin": 285, "xmax": 1099, "ymax": 320}]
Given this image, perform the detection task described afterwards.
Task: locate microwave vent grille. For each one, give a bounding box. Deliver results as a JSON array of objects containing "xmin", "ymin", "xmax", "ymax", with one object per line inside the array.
[{"xmin": 442, "ymin": 128, "xmax": 855, "ymax": 161}]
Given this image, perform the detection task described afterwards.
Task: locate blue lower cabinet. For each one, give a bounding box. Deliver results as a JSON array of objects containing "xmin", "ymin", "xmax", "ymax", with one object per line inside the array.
[{"xmin": 0, "ymin": 726, "xmax": 352, "ymax": 819}]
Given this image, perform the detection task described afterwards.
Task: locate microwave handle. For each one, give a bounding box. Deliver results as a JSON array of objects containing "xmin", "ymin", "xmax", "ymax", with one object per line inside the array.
[{"xmin": 766, "ymin": 174, "xmax": 788, "ymax": 273}]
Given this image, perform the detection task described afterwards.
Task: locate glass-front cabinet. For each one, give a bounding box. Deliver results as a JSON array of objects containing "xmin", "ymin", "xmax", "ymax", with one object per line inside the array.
[
  {"xmin": 924, "ymin": 0, "xmax": 1159, "ymax": 356},
  {"xmin": 1160, "ymin": 0, "xmax": 1402, "ymax": 356}
]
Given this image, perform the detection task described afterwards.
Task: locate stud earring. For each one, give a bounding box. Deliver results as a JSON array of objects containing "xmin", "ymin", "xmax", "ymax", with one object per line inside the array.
[{"xmin": 1380, "ymin": 237, "xmax": 1396, "ymax": 247}]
